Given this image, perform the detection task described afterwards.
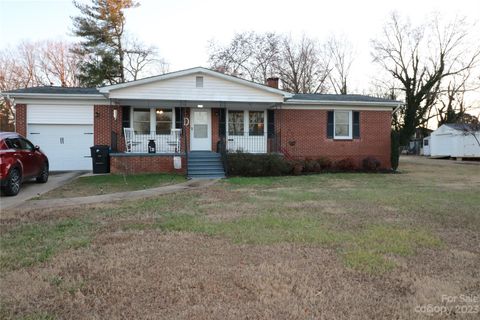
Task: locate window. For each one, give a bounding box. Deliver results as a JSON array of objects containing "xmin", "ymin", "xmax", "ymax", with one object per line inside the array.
[
  {"xmin": 228, "ymin": 111, "xmax": 244, "ymax": 135},
  {"xmin": 5, "ymin": 138, "xmax": 33, "ymax": 150},
  {"xmin": 249, "ymin": 111, "xmax": 265, "ymax": 136},
  {"xmin": 196, "ymin": 76, "xmax": 203, "ymax": 88},
  {"xmin": 18, "ymin": 138, "xmax": 34, "ymax": 151},
  {"xmin": 155, "ymin": 108, "xmax": 172, "ymax": 134},
  {"xmin": 132, "ymin": 108, "xmax": 174, "ymax": 134},
  {"xmin": 424, "ymin": 139, "xmax": 429, "ymax": 146},
  {"xmin": 334, "ymin": 111, "xmax": 352, "ymax": 139},
  {"xmin": 133, "ymin": 109, "xmax": 150, "ymax": 134}
]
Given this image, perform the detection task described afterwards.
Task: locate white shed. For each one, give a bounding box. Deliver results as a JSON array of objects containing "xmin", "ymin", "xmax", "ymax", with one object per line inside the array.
[
  {"xmin": 429, "ymin": 124, "xmax": 480, "ymax": 158},
  {"xmin": 422, "ymin": 136, "xmax": 431, "ymax": 156}
]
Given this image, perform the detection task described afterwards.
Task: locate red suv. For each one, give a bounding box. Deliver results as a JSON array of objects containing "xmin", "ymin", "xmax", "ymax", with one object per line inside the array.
[{"xmin": 0, "ymin": 132, "xmax": 49, "ymax": 196}]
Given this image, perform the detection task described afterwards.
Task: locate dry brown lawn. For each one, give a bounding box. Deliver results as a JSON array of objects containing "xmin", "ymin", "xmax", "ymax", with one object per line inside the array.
[{"xmin": 1, "ymin": 156, "xmax": 479, "ymax": 319}]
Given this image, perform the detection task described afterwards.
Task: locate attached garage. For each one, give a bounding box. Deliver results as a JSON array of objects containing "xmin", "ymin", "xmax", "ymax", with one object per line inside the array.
[{"xmin": 27, "ymin": 105, "xmax": 94, "ymax": 171}]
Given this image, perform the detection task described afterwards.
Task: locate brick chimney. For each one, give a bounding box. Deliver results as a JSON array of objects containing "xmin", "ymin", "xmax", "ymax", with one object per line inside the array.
[{"xmin": 266, "ymin": 77, "xmax": 279, "ymax": 89}]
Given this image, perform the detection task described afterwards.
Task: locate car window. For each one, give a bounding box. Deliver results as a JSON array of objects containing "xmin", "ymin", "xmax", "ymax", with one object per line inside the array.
[
  {"xmin": 5, "ymin": 138, "xmax": 21, "ymax": 149},
  {"xmin": 6, "ymin": 138, "xmax": 34, "ymax": 151},
  {"xmin": 3, "ymin": 138, "xmax": 14, "ymax": 149},
  {"xmin": 18, "ymin": 138, "xmax": 35, "ymax": 151}
]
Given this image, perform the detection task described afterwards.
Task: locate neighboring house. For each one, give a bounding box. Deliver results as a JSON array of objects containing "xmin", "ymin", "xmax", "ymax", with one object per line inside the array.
[
  {"xmin": 2, "ymin": 67, "xmax": 400, "ymax": 177},
  {"xmin": 424, "ymin": 123, "xmax": 480, "ymax": 159}
]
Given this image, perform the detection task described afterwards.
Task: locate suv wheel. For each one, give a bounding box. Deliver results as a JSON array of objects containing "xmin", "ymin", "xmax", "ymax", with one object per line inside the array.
[
  {"xmin": 2, "ymin": 168, "xmax": 21, "ymax": 196},
  {"xmin": 36, "ymin": 163, "xmax": 49, "ymax": 183}
]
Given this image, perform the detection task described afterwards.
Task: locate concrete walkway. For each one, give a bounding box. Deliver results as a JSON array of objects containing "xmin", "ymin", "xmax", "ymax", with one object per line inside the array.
[
  {"xmin": 7, "ymin": 179, "xmax": 218, "ymax": 212},
  {"xmin": 0, "ymin": 171, "xmax": 84, "ymax": 211}
]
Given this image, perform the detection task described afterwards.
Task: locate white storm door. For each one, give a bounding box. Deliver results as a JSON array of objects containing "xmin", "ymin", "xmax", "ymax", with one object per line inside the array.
[{"xmin": 190, "ymin": 108, "xmax": 211, "ymax": 151}]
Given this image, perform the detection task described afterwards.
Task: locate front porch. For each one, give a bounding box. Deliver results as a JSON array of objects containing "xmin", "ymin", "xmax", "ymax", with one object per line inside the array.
[
  {"xmin": 116, "ymin": 102, "xmax": 280, "ymax": 156},
  {"xmin": 97, "ymin": 67, "xmax": 289, "ymax": 175}
]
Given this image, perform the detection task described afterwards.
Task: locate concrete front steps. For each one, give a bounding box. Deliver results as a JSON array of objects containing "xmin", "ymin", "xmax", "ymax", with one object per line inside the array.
[{"xmin": 187, "ymin": 151, "xmax": 226, "ymax": 179}]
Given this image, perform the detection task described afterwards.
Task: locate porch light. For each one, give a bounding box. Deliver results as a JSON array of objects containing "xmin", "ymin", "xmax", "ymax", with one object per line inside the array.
[
  {"xmin": 113, "ymin": 109, "xmax": 118, "ymax": 120},
  {"xmin": 197, "ymin": 104, "xmax": 203, "ymax": 108},
  {"xmin": 156, "ymin": 110, "xmax": 164, "ymax": 114}
]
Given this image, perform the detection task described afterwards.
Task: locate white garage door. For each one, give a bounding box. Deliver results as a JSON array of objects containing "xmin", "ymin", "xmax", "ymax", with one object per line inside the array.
[{"xmin": 27, "ymin": 105, "xmax": 94, "ymax": 171}]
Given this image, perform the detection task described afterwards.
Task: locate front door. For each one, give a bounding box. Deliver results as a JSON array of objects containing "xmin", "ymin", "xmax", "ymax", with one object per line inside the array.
[{"xmin": 190, "ymin": 108, "xmax": 211, "ymax": 151}]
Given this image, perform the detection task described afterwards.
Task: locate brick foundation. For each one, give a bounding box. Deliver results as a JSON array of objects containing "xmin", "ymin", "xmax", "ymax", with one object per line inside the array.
[{"xmin": 110, "ymin": 154, "xmax": 186, "ymax": 174}]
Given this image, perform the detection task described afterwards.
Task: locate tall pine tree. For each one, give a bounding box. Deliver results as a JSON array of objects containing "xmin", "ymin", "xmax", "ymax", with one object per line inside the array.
[{"xmin": 72, "ymin": 0, "xmax": 138, "ymax": 86}]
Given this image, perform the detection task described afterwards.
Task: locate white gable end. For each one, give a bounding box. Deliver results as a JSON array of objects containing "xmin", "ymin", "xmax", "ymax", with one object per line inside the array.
[{"xmin": 107, "ymin": 73, "xmax": 284, "ymax": 103}]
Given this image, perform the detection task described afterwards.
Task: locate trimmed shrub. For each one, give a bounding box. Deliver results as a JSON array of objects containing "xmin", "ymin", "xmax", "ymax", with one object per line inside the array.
[
  {"xmin": 335, "ymin": 157, "xmax": 356, "ymax": 171},
  {"xmin": 303, "ymin": 158, "xmax": 321, "ymax": 173},
  {"xmin": 227, "ymin": 153, "xmax": 292, "ymax": 177},
  {"xmin": 292, "ymin": 161, "xmax": 304, "ymax": 175},
  {"xmin": 317, "ymin": 157, "xmax": 333, "ymax": 170},
  {"xmin": 362, "ymin": 156, "xmax": 381, "ymax": 172}
]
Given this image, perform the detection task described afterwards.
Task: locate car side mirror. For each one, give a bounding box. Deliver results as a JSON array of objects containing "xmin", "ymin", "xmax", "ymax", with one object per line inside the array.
[{"xmin": 34, "ymin": 145, "xmax": 40, "ymax": 151}]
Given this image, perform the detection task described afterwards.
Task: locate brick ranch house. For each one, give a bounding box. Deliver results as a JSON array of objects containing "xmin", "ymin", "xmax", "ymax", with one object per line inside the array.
[{"xmin": 3, "ymin": 67, "xmax": 401, "ymax": 178}]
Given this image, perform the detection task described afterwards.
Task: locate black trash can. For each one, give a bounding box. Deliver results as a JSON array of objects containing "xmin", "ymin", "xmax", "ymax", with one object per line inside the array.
[{"xmin": 90, "ymin": 145, "xmax": 110, "ymax": 174}]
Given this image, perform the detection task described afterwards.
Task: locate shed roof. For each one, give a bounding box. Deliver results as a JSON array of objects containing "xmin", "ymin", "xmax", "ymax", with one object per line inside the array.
[{"xmin": 444, "ymin": 123, "xmax": 480, "ymax": 132}]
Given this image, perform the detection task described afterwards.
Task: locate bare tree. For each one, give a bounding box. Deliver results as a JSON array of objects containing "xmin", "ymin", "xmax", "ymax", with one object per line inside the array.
[
  {"xmin": 325, "ymin": 35, "xmax": 355, "ymax": 94},
  {"xmin": 277, "ymin": 35, "xmax": 330, "ymax": 93},
  {"xmin": 371, "ymin": 12, "xmax": 480, "ymax": 145},
  {"xmin": 0, "ymin": 40, "xmax": 82, "ymax": 131},
  {"xmin": 39, "ymin": 41, "xmax": 82, "ymax": 87},
  {"xmin": 0, "ymin": 40, "xmax": 81, "ymax": 90},
  {"xmin": 208, "ymin": 32, "xmax": 280, "ymax": 84},
  {"xmin": 209, "ymin": 32, "xmax": 329, "ymax": 93},
  {"xmin": 123, "ymin": 37, "xmax": 169, "ymax": 81}
]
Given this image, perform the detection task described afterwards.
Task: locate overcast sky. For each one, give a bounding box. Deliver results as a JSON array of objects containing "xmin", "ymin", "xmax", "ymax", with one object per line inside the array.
[{"xmin": 1, "ymin": 0, "xmax": 479, "ymax": 113}]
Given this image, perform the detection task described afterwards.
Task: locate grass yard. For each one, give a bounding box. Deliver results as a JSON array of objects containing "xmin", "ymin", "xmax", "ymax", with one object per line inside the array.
[
  {"xmin": 1, "ymin": 156, "xmax": 479, "ymax": 319},
  {"xmin": 38, "ymin": 173, "xmax": 186, "ymax": 199}
]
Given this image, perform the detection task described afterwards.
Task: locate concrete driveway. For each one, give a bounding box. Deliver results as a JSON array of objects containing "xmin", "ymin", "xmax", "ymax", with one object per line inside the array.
[{"xmin": 0, "ymin": 171, "xmax": 84, "ymax": 210}]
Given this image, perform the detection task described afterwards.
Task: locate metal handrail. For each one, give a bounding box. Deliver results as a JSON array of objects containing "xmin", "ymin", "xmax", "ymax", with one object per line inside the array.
[{"xmin": 219, "ymin": 135, "xmax": 228, "ymax": 175}]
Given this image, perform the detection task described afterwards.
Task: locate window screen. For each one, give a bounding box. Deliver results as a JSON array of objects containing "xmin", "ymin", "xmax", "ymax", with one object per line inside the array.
[
  {"xmin": 228, "ymin": 111, "xmax": 244, "ymax": 136},
  {"xmin": 196, "ymin": 76, "xmax": 203, "ymax": 88},
  {"xmin": 133, "ymin": 109, "xmax": 150, "ymax": 134},
  {"xmin": 334, "ymin": 111, "xmax": 350, "ymax": 137},
  {"xmin": 155, "ymin": 108, "xmax": 172, "ymax": 134},
  {"xmin": 249, "ymin": 111, "xmax": 264, "ymax": 136}
]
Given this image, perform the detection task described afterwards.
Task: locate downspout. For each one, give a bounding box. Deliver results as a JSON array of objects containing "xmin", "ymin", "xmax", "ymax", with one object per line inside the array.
[{"xmin": 392, "ymin": 103, "xmax": 404, "ymax": 115}]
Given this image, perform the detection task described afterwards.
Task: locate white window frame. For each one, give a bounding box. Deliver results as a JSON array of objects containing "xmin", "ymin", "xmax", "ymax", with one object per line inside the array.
[
  {"xmin": 131, "ymin": 107, "xmax": 175, "ymax": 135},
  {"xmin": 333, "ymin": 110, "xmax": 352, "ymax": 140},
  {"xmin": 227, "ymin": 110, "xmax": 245, "ymax": 136},
  {"xmin": 226, "ymin": 110, "xmax": 268, "ymax": 137}
]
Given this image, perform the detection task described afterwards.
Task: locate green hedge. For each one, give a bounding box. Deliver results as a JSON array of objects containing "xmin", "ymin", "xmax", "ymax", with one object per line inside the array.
[{"xmin": 227, "ymin": 153, "xmax": 292, "ymax": 177}]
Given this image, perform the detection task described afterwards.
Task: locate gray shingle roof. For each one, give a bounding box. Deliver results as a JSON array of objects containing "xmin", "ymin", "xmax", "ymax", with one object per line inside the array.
[
  {"xmin": 4, "ymin": 86, "xmax": 100, "ymax": 95},
  {"xmin": 289, "ymin": 93, "xmax": 400, "ymax": 103}
]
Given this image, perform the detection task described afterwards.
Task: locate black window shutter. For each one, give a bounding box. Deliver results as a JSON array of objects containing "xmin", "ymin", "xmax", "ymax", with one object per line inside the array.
[
  {"xmin": 219, "ymin": 108, "xmax": 226, "ymax": 137},
  {"xmin": 122, "ymin": 106, "xmax": 130, "ymax": 129},
  {"xmin": 353, "ymin": 111, "xmax": 360, "ymax": 139},
  {"xmin": 327, "ymin": 111, "xmax": 334, "ymax": 138},
  {"xmin": 267, "ymin": 110, "xmax": 275, "ymax": 138},
  {"xmin": 175, "ymin": 107, "xmax": 183, "ymax": 129}
]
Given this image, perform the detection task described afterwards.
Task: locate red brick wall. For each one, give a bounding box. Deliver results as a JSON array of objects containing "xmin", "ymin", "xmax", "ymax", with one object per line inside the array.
[
  {"xmin": 15, "ymin": 104, "xmax": 27, "ymax": 136},
  {"xmin": 94, "ymin": 105, "xmax": 111, "ymax": 145},
  {"xmin": 94, "ymin": 104, "xmax": 125, "ymax": 151},
  {"xmin": 276, "ymin": 109, "xmax": 391, "ymax": 169},
  {"xmin": 110, "ymin": 155, "xmax": 186, "ymax": 174}
]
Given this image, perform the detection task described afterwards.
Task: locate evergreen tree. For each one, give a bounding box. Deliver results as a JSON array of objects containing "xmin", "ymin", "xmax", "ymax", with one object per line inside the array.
[{"xmin": 72, "ymin": 0, "xmax": 138, "ymax": 86}]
